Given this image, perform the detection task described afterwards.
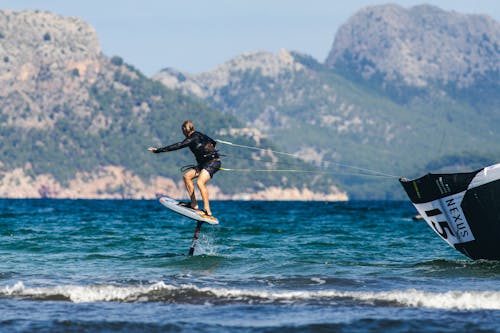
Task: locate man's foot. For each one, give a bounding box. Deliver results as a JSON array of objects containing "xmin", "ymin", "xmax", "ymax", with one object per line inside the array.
[
  {"xmin": 197, "ymin": 209, "xmax": 212, "ymax": 217},
  {"xmin": 178, "ymin": 202, "xmax": 199, "ymax": 210}
]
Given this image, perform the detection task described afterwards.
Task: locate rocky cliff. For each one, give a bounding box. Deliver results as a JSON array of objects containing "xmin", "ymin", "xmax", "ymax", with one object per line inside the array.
[
  {"xmin": 0, "ymin": 10, "xmax": 102, "ymax": 128},
  {"xmin": 154, "ymin": 48, "xmax": 308, "ymax": 127},
  {"xmin": 326, "ymin": 4, "xmax": 500, "ymax": 91}
]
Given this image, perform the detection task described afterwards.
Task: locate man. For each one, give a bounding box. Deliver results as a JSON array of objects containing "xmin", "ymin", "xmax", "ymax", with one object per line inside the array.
[{"xmin": 148, "ymin": 120, "xmax": 221, "ymax": 216}]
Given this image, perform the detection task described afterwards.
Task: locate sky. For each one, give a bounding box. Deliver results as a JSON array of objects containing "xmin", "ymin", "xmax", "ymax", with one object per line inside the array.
[{"xmin": 2, "ymin": 0, "xmax": 499, "ymax": 76}]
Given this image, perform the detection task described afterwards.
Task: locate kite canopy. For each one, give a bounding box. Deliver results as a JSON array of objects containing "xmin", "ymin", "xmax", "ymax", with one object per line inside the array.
[{"xmin": 400, "ymin": 163, "xmax": 500, "ymax": 260}]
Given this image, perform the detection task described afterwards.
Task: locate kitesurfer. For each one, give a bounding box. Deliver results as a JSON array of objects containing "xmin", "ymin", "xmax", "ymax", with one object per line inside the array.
[{"xmin": 148, "ymin": 120, "xmax": 221, "ymax": 216}]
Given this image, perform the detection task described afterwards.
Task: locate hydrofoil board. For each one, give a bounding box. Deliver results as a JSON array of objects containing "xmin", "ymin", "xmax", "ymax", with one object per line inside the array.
[{"xmin": 158, "ymin": 196, "xmax": 219, "ymax": 225}]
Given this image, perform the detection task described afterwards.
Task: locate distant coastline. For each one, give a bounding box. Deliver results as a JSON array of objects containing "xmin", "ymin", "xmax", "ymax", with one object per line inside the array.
[{"xmin": 0, "ymin": 166, "xmax": 348, "ymax": 201}]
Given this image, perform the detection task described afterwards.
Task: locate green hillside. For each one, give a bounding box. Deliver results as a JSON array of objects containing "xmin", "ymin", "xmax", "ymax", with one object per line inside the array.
[
  {"xmin": 155, "ymin": 51, "xmax": 500, "ymax": 199},
  {"xmin": 0, "ymin": 60, "xmax": 342, "ymax": 197}
]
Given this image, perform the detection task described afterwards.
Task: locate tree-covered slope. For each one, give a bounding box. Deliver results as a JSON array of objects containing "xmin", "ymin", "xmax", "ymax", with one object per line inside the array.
[
  {"xmin": 0, "ymin": 10, "xmax": 346, "ymax": 199},
  {"xmin": 154, "ymin": 5, "xmax": 500, "ymax": 199},
  {"xmin": 155, "ymin": 49, "xmax": 500, "ymax": 199}
]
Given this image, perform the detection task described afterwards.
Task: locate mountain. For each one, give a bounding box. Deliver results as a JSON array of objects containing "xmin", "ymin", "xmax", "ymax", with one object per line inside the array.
[
  {"xmin": 326, "ymin": 4, "xmax": 500, "ymax": 105},
  {"xmin": 153, "ymin": 5, "xmax": 500, "ymax": 199},
  {"xmin": 0, "ymin": 10, "xmax": 346, "ymax": 200}
]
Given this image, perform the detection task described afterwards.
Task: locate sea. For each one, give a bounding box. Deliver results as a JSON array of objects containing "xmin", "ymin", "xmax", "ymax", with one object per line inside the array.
[{"xmin": 0, "ymin": 199, "xmax": 499, "ymax": 333}]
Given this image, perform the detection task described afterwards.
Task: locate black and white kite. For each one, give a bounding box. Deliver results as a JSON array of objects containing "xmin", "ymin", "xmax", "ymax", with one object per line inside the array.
[{"xmin": 400, "ymin": 163, "xmax": 500, "ymax": 260}]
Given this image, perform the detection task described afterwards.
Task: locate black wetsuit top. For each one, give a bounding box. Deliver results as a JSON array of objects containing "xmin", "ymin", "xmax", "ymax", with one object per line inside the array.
[{"xmin": 154, "ymin": 131, "xmax": 219, "ymax": 165}]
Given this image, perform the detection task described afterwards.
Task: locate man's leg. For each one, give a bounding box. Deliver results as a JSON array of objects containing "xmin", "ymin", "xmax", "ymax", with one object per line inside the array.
[
  {"xmin": 183, "ymin": 168, "xmax": 200, "ymax": 210},
  {"xmin": 196, "ymin": 169, "xmax": 212, "ymax": 215}
]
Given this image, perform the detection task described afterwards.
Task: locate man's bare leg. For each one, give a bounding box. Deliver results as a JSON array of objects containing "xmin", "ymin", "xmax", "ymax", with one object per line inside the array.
[
  {"xmin": 196, "ymin": 169, "xmax": 212, "ymax": 215},
  {"xmin": 183, "ymin": 168, "xmax": 199, "ymax": 210}
]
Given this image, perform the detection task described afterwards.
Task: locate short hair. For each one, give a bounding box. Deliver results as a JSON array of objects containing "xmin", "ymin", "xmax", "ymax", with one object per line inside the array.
[{"xmin": 182, "ymin": 120, "xmax": 195, "ymax": 133}]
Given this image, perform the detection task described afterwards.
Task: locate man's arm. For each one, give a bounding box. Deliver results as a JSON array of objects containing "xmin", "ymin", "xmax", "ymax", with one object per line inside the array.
[{"xmin": 148, "ymin": 136, "xmax": 194, "ymax": 153}]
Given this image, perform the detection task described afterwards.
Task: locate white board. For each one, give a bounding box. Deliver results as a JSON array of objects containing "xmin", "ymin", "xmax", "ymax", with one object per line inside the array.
[{"xmin": 158, "ymin": 196, "xmax": 219, "ymax": 225}]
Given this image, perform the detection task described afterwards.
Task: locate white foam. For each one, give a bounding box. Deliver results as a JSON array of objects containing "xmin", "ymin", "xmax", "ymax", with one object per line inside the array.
[
  {"xmin": 191, "ymin": 286, "xmax": 500, "ymax": 310},
  {"xmin": 2, "ymin": 282, "xmax": 500, "ymax": 309},
  {"xmin": 1, "ymin": 281, "xmax": 174, "ymax": 303},
  {"xmin": 195, "ymin": 233, "xmax": 218, "ymax": 256},
  {"xmin": 343, "ymin": 289, "xmax": 500, "ymax": 310},
  {"xmin": 310, "ymin": 277, "xmax": 326, "ymax": 285}
]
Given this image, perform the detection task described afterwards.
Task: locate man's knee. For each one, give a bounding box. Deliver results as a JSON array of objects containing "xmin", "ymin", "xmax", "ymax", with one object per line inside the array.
[
  {"xmin": 196, "ymin": 171, "xmax": 210, "ymax": 187},
  {"xmin": 196, "ymin": 177, "xmax": 207, "ymax": 188},
  {"xmin": 184, "ymin": 170, "xmax": 196, "ymax": 181}
]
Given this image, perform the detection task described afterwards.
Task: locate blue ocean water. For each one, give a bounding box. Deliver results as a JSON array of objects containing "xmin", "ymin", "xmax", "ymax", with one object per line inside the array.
[{"xmin": 1, "ymin": 199, "xmax": 499, "ymax": 332}]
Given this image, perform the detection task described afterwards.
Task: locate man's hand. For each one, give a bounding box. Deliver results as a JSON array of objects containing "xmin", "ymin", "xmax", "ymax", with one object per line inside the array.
[{"xmin": 147, "ymin": 147, "xmax": 158, "ymax": 153}]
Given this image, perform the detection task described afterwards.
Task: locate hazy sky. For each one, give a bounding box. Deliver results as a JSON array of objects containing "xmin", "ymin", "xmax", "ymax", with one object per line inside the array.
[{"xmin": 2, "ymin": 1, "xmax": 499, "ymax": 75}]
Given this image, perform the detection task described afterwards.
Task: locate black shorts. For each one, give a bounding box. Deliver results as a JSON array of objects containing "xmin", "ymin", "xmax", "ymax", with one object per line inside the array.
[{"xmin": 197, "ymin": 159, "xmax": 221, "ymax": 178}]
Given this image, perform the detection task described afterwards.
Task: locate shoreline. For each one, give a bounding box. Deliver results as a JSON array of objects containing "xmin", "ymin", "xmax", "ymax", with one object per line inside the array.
[{"xmin": 0, "ymin": 166, "xmax": 348, "ymax": 202}]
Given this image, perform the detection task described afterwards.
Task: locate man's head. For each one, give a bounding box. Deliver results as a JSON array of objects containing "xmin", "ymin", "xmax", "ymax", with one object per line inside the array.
[{"xmin": 182, "ymin": 120, "xmax": 195, "ymax": 137}]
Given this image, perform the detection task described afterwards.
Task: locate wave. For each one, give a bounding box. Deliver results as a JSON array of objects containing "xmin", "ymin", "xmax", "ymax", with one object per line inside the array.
[
  {"xmin": 415, "ymin": 258, "xmax": 500, "ymax": 269},
  {"xmin": 2, "ymin": 281, "xmax": 500, "ymax": 310},
  {"xmin": 413, "ymin": 259, "xmax": 500, "ymax": 278}
]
